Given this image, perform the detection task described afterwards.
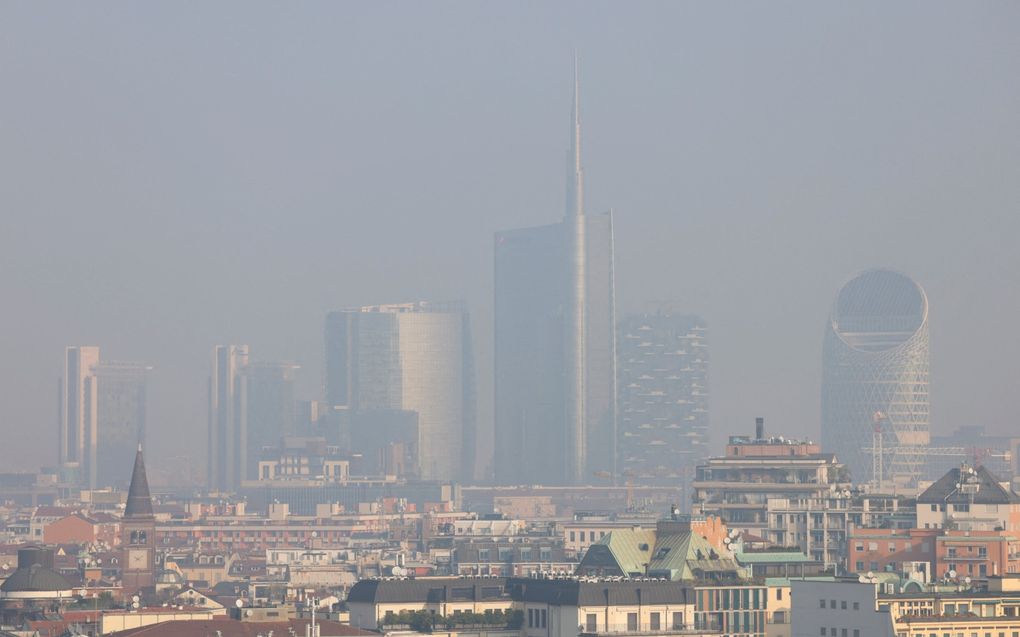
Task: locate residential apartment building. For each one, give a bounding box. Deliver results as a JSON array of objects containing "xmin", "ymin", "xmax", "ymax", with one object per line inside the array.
[
  {"xmin": 617, "ymin": 312, "xmax": 709, "ymax": 500},
  {"xmin": 693, "ymin": 420, "xmax": 848, "ymax": 535},
  {"xmin": 915, "ymin": 464, "xmax": 1020, "ymax": 532},
  {"xmin": 790, "ymin": 578, "xmax": 894, "ymax": 637},
  {"xmin": 766, "ymin": 493, "xmax": 913, "ymax": 568}
]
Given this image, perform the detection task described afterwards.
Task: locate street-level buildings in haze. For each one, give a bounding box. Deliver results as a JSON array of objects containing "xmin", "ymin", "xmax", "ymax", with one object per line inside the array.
[
  {"xmin": 494, "ymin": 65, "xmax": 616, "ymax": 486},
  {"xmin": 617, "ymin": 311, "xmax": 708, "ymax": 499},
  {"xmin": 324, "ymin": 302, "xmax": 476, "ymax": 483}
]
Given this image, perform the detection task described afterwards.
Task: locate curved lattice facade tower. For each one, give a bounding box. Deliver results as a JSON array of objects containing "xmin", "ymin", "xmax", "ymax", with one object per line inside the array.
[{"xmin": 821, "ymin": 269, "xmax": 929, "ymax": 487}]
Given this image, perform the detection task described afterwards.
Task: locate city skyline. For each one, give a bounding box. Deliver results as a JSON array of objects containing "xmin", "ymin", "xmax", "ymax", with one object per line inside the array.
[{"xmin": 2, "ymin": 3, "xmax": 1018, "ymax": 472}]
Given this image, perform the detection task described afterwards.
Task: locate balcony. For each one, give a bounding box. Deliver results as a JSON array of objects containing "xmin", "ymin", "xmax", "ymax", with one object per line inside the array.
[{"xmin": 580, "ymin": 623, "xmax": 705, "ymax": 637}]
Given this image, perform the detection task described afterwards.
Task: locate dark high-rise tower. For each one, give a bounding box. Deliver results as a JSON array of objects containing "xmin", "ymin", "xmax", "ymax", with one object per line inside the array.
[{"xmin": 493, "ymin": 61, "xmax": 616, "ymax": 485}]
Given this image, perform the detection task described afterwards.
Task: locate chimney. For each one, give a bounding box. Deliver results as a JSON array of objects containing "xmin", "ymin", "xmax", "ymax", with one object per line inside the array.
[{"xmin": 755, "ymin": 417, "xmax": 765, "ymax": 440}]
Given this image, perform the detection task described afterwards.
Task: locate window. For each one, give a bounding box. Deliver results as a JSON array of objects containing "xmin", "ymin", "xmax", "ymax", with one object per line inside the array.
[
  {"xmin": 820, "ymin": 628, "xmax": 826, "ymax": 636},
  {"xmin": 590, "ymin": 531, "xmax": 596, "ymax": 541},
  {"xmin": 841, "ymin": 601, "xmax": 847, "ymax": 610},
  {"xmin": 540, "ymin": 548, "xmax": 551, "ymax": 561},
  {"xmin": 626, "ymin": 613, "xmax": 638, "ymax": 632},
  {"xmin": 830, "ymin": 600, "xmax": 836, "ymax": 609},
  {"xmin": 650, "ymin": 612, "xmax": 660, "ymax": 631},
  {"xmin": 520, "ymin": 549, "xmax": 532, "ymax": 561},
  {"xmin": 498, "ymin": 547, "xmax": 512, "ymax": 561},
  {"xmin": 820, "ymin": 599, "xmax": 827, "ymax": 609},
  {"xmin": 840, "ymin": 630, "xmax": 847, "ymax": 637},
  {"xmin": 528, "ymin": 609, "xmax": 534, "ymax": 628},
  {"xmin": 855, "ymin": 543, "xmax": 864, "ymax": 551},
  {"xmin": 671, "ymin": 612, "xmax": 684, "ymax": 629},
  {"xmin": 586, "ymin": 614, "xmax": 596, "ymax": 632},
  {"xmin": 856, "ymin": 561, "xmax": 865, "ymax": 571},
  {"xmin": 478, "ymin": 549, "xmax": 490, "ymax": 561},
  {"xmin": 853, "ymin": 631, "xmax": 859, "ymax": 637},
  {"xmin": 773, "ymin": 611, "xmax": 785, "ymax": 623},
  {"xmin": 570, "ymin": 531, "xmax": 576, "ymax": 542},
  {"xmin": 777, "ymin": 588, "xmax": 783, "ymax": 600},
  {"xmin": 853, "ymin": 602, "xmax": 860, "ymax": 611},
  {"xmin": 540, "ymin": 609, "xmax": 547, "ymax": 628}
]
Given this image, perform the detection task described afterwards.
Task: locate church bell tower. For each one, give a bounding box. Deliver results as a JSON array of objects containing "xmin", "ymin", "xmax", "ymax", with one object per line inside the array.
[{"xmin": 121, "ymin": 445, "xmax": 155, "ymax": 593}]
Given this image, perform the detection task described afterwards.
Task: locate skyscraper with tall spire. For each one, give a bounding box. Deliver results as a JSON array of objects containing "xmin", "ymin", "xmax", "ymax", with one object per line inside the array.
[{"xmin": 494, "ymin": 60, "xmax": 616, "ymax": 485}]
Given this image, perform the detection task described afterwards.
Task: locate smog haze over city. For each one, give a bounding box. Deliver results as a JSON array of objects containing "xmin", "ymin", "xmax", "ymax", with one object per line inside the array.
[{"xmin": 1, "ymin": 1, "xmax": 1018, "ymax": 478}]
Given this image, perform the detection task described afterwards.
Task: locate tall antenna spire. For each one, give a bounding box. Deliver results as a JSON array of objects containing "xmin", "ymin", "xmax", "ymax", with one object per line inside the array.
[
  {"xmin": 567, "ymin": 51, "xmax": 584, "ymax": 219},
  {"xmin": 565, "ymin": 52, "xmax": 587, "ymax": 484}
]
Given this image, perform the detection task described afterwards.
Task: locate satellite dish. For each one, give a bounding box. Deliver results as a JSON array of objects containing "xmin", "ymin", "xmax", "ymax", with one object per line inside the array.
[
  {"xmin": 964, "ymin": 577, "xmax": 972, "ymax": 584},
  {"xmin": 949, "ymin": 570, "xmax": 957, "ymax": 579},
  {"xmin": 858, "ymin": 576, "xmax": 867, "ymax": 583},
  {"xmin": 235, "ymin": 599, "xmax": 244, "ymax": 608},
  {"xmin": 246, "ymin": 609, "xmax": 253, "ymax": 617},
  {"xmin": 866, "ymin": 572, "xmax": 874, "ymax": 579}
]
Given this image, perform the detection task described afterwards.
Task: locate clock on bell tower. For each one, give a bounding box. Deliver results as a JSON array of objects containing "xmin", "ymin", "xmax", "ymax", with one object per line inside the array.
[{"xmin": 121, "ymin": 445, "xmax": 156, "ymax": 594}]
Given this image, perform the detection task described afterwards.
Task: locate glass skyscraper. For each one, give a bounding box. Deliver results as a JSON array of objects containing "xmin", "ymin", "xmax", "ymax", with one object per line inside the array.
[
  {"xmin": 821, "ymin": 269, "xmax": 930, "ymax": 487},
  {"xmin": 324, "ymin": 302, "xmax": 476, "ymax": 482},
  {"xmin": 493, "ymin": 64, "xmax": 617, "ymax": 486}
]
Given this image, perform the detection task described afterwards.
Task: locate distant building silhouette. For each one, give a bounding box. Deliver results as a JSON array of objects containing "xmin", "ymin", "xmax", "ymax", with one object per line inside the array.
[
  {"xmin": 617, "ymin": 312, "xmax": 708, "ymax": 501},
  {"xmin": 239, "ymin": 361, "xmax": 298, "ymax": 482},
  {"xmin": 94, "ymin": 361, "xmax": 151, "ymax": 489},
  {"xmin": 821, "ymin": 269, "xmax": 930, "ymax": 487},
  {"xmin": 207, "ymin": 344, "xmax": 249, "ymax": 491},
  {"xmin": 493, "ymin": 62, "xmax": 616, "ymax": 485},
  {"xmin": 59, "ymin": 346, "xmax": 99, "ymax": 487},
  {"xmin": 59, "ymin": 349, "xmax": 151, "ymax": 489},
  {"xmin": 324, "ymin": 302, "xmax": 475, "ymax": 482}
]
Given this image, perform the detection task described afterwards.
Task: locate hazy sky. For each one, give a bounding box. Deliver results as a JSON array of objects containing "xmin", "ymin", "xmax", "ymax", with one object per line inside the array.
[{"xmin": 1, "ymin": 2, "xmax": 1018, "ymax": 477}]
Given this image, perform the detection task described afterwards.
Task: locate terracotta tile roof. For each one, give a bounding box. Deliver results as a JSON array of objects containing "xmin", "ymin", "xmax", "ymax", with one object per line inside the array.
[{"xmin": 106, "ymin": 619, "xmax": 374, "ymax": 637}]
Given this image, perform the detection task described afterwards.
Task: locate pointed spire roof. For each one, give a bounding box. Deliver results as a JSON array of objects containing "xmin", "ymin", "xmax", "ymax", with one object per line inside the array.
[
  {"xmin": 566, "ymin": 52, "xmax": 584, "ymax": 219},
  {"xmin": 124, "ymin": 445, "xmax": 154, "ymax": 519}
]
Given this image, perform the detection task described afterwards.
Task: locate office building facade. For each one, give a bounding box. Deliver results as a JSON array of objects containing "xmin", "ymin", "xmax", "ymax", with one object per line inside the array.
[
  {"xmin": 324, "ymin": 302, "xmax": 475, "ymax": 482},
  {"xmin": 617, "ymin": 312, "xmax": 708, "ymax": 497},
  {"xmin": 821, "ymin": 269, "xmax": 930, "ymax": 487},
  {"xmin": 493, "ymin": 65, "xmax": 616, "ymax": 486}
]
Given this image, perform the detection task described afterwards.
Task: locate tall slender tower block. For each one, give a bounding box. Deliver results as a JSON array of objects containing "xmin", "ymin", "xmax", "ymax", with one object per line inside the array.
[
  {"xmin": 494, "ymin": 61, "xmax": 616, "ymax": 485},
  {"xmin": 208, "ymin": 344, "xmax": 249, "ymax": 491},
  {"xmin": 60, "ymin": 346, "xmax": 100, "ymax": 487}
]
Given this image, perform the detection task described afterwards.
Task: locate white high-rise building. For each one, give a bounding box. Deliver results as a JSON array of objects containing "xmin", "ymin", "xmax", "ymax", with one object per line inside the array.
[{"xmin": 325, "ymin": 302, "xmax": 475, "ymax": 482}]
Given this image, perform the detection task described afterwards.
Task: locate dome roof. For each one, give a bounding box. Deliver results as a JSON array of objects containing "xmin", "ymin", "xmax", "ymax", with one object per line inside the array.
[{"xmin": 0, "ymin": 562, "xmax": 73, "ymax": 595}]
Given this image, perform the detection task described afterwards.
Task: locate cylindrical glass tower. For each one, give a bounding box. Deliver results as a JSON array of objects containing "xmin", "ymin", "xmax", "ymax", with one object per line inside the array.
[{"xmin": 821, "ymin": 269, "xmax": 929, "ymax": 487}]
